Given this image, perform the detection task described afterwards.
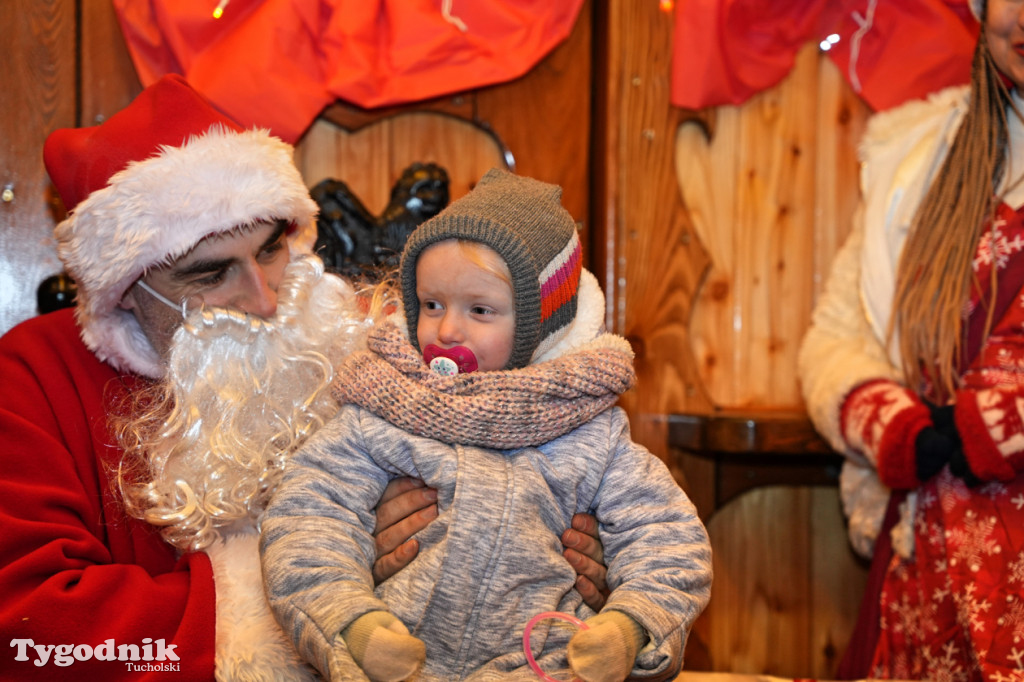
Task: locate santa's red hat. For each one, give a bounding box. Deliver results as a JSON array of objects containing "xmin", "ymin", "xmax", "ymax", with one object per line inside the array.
[{"xmin": 44, "ymin": 74, "xmax": 317, "ymax": 378}]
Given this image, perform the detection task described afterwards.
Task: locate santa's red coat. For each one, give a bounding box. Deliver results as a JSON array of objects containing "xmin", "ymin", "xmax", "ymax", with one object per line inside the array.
[{"xmin": 0, "ymin": 308, "xmax": 216, "ymax": 680}]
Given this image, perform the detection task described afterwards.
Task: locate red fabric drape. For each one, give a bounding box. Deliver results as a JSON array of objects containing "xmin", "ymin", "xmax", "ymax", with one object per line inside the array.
[
  {"xmin": 671, "ymin": 0, "xmax": 979, "ymax": 112},
  {"xmin": 114, "ymin": 0, "xmax": 585, "ymax": 143}
]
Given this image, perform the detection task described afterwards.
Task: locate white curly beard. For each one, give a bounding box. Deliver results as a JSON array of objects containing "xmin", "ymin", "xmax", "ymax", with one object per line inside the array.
[{"xmin": 119, "ymin": 255, "xmax": 373, "ymax": 551}]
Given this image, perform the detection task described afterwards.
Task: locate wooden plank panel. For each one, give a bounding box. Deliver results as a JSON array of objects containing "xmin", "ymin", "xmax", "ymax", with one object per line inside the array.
[
  {"xmin": 0, "ymin": 0, "xmax": 76, "ymax": 335},
  {"xmin": 739, "ymin": 46, "xmax": 819, "ymax": 409},
  {"xmin": 812, "ymin": 55, "xmax": 870, "ymax": 305},
  {"xmin": 295, "ymin": 114, "xmax": 503, "ymax": 214},
  {"xmin": 474, "ymin": 1, "xmax": 592, "ymax": 239},
  {"xmin": 601, "ymin": 0, "xmax": 714, "ymax": 459},
  {"xmin": 675, "ymin": 47, "xmax": 869, "ymax": 413},
  {"xmin": 676, "ymin": 108, "xmax": 740, "ymax": 407},
  {"xmin": 680, "ymin": 46, "xmax": 821, "ymax": 410},
  {"xmin": 80, "ymin": 0, "xmax": 142, "ymax": 127},
  {"xmin": 701, "ymin": 487, "xmax": 814, "ymax": 675},
  {"xmin": 809, "ymin": 487, "xmax": 869, "ymax": 676},
  {"xmin": 690, "ymin": 485, "xmax": 868, "ymax": 677}
]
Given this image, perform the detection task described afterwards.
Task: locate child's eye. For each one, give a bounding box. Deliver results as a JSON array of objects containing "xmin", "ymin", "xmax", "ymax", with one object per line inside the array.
[
  {"xmin": 421, "ymin": 300, "xmax": 442, "ymax": 311},
  {"xmin": 471, "ymin": 306, "xmax": 495, "ymax": 316}
]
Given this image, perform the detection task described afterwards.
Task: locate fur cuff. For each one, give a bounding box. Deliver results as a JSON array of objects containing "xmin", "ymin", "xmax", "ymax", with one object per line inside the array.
[
  {"xmin": 875, "ymin": 400, "xmax": 931, "ymax": 489},
  {"xmin": 955, "ymin": 388, "xmax": 1019, "ymax": 482},
  {"xmin": 205, "ymin": 530, "xmax": 318, "ymax": 682}
]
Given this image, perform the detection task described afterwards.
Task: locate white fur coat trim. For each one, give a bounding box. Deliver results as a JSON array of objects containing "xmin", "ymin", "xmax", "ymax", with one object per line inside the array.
[
  {"xmin": 55, "ymin": 127, "xmax": 318, "ymax": 378},
  {"xmin": 205, "ymin": 530, "xmax": 318, "ymax": 681},
  {"xmin": 800, "ymin": 86, "xmax": 991, "ymax": 559},
  {"xmin": 798, "ymin": 219, "xmax": 906, "ymax": 558},
  {"xmin": 858, "ymin": 85, "xmax": 1024, "ymax": 358},
  {"xmin": 858, "ymin": 85, "xmax": 968, "ymax": 364}
]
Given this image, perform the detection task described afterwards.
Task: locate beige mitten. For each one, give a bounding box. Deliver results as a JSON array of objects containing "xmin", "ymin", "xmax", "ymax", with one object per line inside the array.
[
  {"xmin": 567, "ymin": 611, "xmax": 646, "ymax": 682},
  {"xmin": 341, "ymin": 610, "xmax": 425, "ymax": 682}
]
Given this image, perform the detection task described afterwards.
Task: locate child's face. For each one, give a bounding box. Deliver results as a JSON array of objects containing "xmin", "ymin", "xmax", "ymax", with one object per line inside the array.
[{"xmin": 415, "ymin": 240, "xmax": 515, "ymax": 372}]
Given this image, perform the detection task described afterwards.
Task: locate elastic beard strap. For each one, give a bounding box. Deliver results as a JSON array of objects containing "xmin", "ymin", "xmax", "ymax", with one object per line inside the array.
[{"xmin": 136, "ymin": 279, "xmax": 189, "ymax": 319}]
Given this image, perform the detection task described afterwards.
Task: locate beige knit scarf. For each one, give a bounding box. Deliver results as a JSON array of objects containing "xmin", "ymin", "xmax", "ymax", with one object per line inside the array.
[{"xmin": 332, "ymin": 323, "xmax": 636, "ymax": 449}]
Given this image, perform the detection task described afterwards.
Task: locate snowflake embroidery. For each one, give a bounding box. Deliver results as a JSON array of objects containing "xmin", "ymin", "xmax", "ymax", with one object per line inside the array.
[
  {"xmin": 1009, "ymin": 552, "xmax": 1024, "ymax": 585},
  {"xmin": 946, "ymin": 510, "xmax": 1002, "ymax": 572},
  {"xmin": 845, "ymin": 381, "xmax": 918, "ymax": 455},
  {"xmin": 975, "ymin": 218, "xmax": 1023, "ymax": 272},
  {"xmin": 940, "ymin": 471, "xmax": 974, "ymax": 514},
  {"xmin": 920, "ymin": 596, "xmax": 943, "ymax": 637},
  {"xmin": 983, "ymin": 480, "xmax": 1010, "ymax": 499},
  {"xmin": 969, "ymin": 597, "xmax": 994, "ymax": 634},
  {"xmin": 931, "ymin": 521, "xmax": 949, "ymax": 549},
  {"xmin": 975, "ymin": 348, "xmax": 1024, "ymax": 388},
  {"xmin": 919, "ymin": 487, "xmax": 939, "ymax": 509},
  {"xmin": 1000, "ymin": 595, "xmax": 1024, "ymax": 645},
  {"xmin": 947, "ymin": 580, "xmax": 993, "ymax": 641},
  {"xmin": 924, "ymin": 639, "xmax": 971, "ymax": 682},
  {"xmin": 888, "ymin": 589, "xmax": 928, "ymax": 641}
]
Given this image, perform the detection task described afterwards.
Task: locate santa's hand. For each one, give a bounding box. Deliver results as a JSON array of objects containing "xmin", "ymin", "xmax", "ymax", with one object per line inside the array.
[
  {"xmin": 562, "ymin": 513, "xmax": 609, "ymax": 611},
  {"xmin": 373, "ymin": 477, "xmax": 438, "ymax": 584}
]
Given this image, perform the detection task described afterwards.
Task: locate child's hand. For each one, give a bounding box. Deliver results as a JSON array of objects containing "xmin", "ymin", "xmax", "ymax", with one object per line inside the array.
[
  {"xmin": 562, "ymin": 513, "xmax": 609, "ymax": 611},
  {"xmin": 341, "ymin": 611, "xmax": 425, "ymax": 682},
  {"xmin": 568, "ymin": 611, "xmax": 646, "ymax": 682},
  {"xmin": 373, "ymin": 477, "xmax": 438, "ymax": 584}
]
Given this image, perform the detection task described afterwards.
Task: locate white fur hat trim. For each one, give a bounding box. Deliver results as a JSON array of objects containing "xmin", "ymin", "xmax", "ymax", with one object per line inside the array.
[{"xmin": 55, "ymin": 127, "xmax": 317, "ymax": 378}]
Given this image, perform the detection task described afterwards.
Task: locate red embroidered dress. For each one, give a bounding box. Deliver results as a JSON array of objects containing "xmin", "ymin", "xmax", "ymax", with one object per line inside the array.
[{"xmin": 872, "ymin": 201, "xmax": 1024, "ymax": 680}]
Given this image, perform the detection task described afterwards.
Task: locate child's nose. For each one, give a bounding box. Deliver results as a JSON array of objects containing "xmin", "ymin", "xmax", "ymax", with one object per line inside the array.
[{"xmin": 437, "ymin": 312, "xmax": 464, "ymax": 344}]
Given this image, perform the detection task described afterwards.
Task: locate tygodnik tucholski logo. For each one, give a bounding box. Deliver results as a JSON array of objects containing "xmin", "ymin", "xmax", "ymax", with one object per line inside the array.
[{"xmin": 10, "ymin": 637, "xmax": 181, "ymax": 671}]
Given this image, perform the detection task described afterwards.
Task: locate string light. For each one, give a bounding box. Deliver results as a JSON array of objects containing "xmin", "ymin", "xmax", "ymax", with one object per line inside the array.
[
  {"xmin": 660, "ymin": 0, "xmax": 674, "ymax": 11},
  {"xmin": 819, "ymin": 33, "xmax": 840, "ymax": 51},
  {"xmin": 213, "ymin": 0, "xmax": 229, "ymax": 19}
]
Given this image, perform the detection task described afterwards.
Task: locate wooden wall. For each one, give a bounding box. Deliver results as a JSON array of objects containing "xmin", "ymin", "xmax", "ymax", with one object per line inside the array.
[
  {"xmin": 2, "ymin": 0, "xmax": 875, "ymax": 678},
  {"xmin": 594, "ymin": 5, "xmax": 872, "ymax": 674}
]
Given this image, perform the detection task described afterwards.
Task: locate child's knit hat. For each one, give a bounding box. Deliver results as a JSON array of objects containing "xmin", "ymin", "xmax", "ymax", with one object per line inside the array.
[{"xmin": 399, "ymin": 168, "xmax": 582, "ymax": 369}]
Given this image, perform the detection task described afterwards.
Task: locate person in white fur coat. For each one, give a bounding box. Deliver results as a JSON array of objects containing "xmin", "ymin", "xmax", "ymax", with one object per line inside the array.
[
  {"xmin": 0, "ymin": 75, "xmax": 609, "ymax": 681},
  {"xmin": 799, "ymin": 0, "xmax": 1024, "ymax": 679}
]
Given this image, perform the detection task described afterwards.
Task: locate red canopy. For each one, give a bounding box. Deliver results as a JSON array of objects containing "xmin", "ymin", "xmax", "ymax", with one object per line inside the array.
[
  {"xmin": 114, "ymin": 0, "xmax": 585, "ymax": 142},
  {"xmin": 671, "ymin": 0, "xmax": 979, "ymax": 112}
]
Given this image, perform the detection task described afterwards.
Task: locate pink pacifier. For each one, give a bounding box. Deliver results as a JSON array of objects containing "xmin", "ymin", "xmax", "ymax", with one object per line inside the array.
[
  {"xmin": 423, "ymin": 344, "xmax": 478, "ymax": 375},
  {"xmin": 522, "ymin": 611, "xmax": 589, "ymax": 681}
]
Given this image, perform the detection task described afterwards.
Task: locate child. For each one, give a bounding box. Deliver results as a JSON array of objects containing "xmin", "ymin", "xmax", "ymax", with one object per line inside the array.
[{"xmin": 260, "ymin": 169, "xmax": 712, "ymax": 682}]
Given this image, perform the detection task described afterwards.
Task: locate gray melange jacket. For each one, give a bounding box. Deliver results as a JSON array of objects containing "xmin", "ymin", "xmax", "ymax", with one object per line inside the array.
[{"xmin": 260, "ymin": 404, "xmax": 712, "ymax": 681}]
